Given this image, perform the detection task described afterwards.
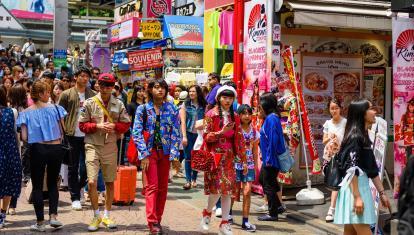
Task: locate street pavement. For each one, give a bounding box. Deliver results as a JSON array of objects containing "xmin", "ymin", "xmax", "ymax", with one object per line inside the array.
[{"xmin": 2, "ymin": 172, "xmax": 332, "ymax": 235}]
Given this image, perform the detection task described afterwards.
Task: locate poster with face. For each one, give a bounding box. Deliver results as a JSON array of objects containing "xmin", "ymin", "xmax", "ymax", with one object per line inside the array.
[{"xmin": 392, "ymin": 17, "xmax": 414, "ymax": 198}]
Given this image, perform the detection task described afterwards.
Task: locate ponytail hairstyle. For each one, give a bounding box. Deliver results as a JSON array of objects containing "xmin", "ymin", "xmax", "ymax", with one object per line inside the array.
[
  {"xmin": 31, "ymin": 80, "xmax": 50, "ymax": 103},
  {"xmin": 216, "ymin": 89, "xmax": 235, "ymax": 128}
]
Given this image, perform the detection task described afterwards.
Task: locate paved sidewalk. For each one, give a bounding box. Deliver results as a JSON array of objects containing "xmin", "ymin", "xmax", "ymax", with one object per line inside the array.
[{"xmin": 2, "ymin": 172, "xmax": 329, "ymax": 235}]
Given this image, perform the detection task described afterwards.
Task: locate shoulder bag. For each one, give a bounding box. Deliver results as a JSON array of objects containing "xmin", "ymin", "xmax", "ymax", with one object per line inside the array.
[
  {"xmin": 126, "ymin": 105, "xmax": 149, "ymax": 165},
  {"xmin": 54, "ymin": 105, "xmax": 72, "ymax": 165}
]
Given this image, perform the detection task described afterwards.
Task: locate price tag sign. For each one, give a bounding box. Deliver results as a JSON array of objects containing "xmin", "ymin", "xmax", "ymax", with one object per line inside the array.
[
  {"xmin": 174, "ymin": 2, "xmax": 196, "ymax": 16},
  {"xmin": 141, "ymin": 22, "xmax": 161, "ymax": 39}
]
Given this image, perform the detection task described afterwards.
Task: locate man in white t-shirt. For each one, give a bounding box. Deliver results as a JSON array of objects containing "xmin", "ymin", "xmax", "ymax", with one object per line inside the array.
[
  {"xmin": 58, "ymin": 66, "xmax": 96, "ymax": 210},
  {"xmin": 22, "ymin": 38, "xmax": 36, "ymax": 56}
]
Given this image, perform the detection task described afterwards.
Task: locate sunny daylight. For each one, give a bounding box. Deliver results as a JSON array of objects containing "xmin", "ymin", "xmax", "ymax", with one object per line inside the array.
[{"xmin": 0, "ymin": 0, "xmax": 412, "ymax": 234}]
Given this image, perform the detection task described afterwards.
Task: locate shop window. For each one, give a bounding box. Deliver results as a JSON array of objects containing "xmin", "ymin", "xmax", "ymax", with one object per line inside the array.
[
  {"xmin": 0, "ymin": 16, "xmax": 3, "ymax": 21},
  {"xmin": 216, "ymin": 48, "xmax": 233, "ymax": 73},
  {"xmin": 6, "ymin": 16, "xmax": 11, "ymax": 21}
]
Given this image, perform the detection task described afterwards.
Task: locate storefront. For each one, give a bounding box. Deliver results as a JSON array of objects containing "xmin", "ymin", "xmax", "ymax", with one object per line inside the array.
[{"xmin": 203, "ymin": 0, "xmax": 393, "ymax": 187}]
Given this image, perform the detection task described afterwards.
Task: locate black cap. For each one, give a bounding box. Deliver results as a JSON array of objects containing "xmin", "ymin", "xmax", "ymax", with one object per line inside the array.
[{"xmin": 42, "ymin": 71, "xmax": 55, "ymax": 80}]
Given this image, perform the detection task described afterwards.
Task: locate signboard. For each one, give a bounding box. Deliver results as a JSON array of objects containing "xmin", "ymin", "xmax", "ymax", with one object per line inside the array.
[
  {"xmin": 147, "ymin": 0, "xmax": 171, "ymax": 18},
  {"xmin": 92, "ymin": 47, "xmax": 112, "ymax": 73},
  {"xmin": 242, "ymin": 0, "xmax": 271, "ymax": 104},
  {"xmin": 163, "ymin": 50, "xmax": 202, "ymax": 67},
  {"xmin": 2, "ymin": 0, "xmax": 54, "ymax": 20},
  {"xmin": 53, "ymin": 49, "xmax": 67, "ymax": 68},
  {"xmin": 301, "ymin": 53, "xmax": 363, "ymax": 166},
  {"xmin": 128, "ymin": 48, "xmax": 164, "ymax": 71},
  {"xmin": 392, "ymin": 16, "xmax": 414, "ymax": 198},
  {"xmin": 163, "ymin": 16, "xmax": 204, "ymax": 49},
  {"xmin": 114, "ymin": 0, "xmax": 143, "ymax": 23},
  {"xmin": 109, "ymin": 18, "xmax": 140, "ymax": 43},
  {"xmin": 363, "ymin": 68, "xmax": 385, "ymax": 117},
  {"xmin": 174, "ymin": 0, "xmax": 204, "ymax": 16},
  {"xmin": 141, "ymin": 22, "xmax": 162, "ymax": 39},
  {"xmin": 368, "ymin": 117, "xmax": 387, "ymax": 234},
  {"xmin": 112, "ymin": 50, "xmax": 130, "ymax": 71},
  {"xmin": 283, "ymin": 49, "xmax": 321, "ymax": 173}
]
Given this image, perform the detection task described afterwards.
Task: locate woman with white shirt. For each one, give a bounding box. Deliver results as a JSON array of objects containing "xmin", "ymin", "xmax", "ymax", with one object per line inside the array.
[{"xmin": 323, "ymin": 98, "xmax": 346, "ymax": 223}]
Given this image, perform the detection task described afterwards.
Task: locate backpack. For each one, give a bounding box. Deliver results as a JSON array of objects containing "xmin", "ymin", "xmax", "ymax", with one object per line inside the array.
[{"xmin": 398, "ymin": 156, "xmax": 414, "ymax": 235}]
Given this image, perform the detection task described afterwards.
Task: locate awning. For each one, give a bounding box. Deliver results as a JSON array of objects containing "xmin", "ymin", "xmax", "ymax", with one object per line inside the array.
[
  {"xmin": 163, "ymin": 15, "xmax": 204, "ymax": 50},
  {"xmin": 286, "ymin": 0, "xmax": 392, "ymax": 31}
]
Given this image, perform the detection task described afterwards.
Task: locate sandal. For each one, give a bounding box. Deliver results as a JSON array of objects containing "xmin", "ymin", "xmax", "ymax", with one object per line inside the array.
[
  {"xmin": 183, "ymin": 182, "xmax": 191, "ymax": 190},
  {"xmin": 191, "ymin": 181, "xmax": 197, "ymax": 188}
]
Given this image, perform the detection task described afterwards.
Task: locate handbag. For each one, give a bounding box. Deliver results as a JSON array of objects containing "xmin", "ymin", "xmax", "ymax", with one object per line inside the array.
[
  {"xmin": 54, "ymin": 105, "xmax": 72, "ymax": 165},
  {"xmin": 323, "ymin": 153, "xmax": 342, "ymax": 191},
  {"xmin": 278, "ymin": 144, "xmax": 295, "ymax": 173},
  {"xmin": 126, "ymin": 105, "xmax": 149, "ymax": 165},
  {"xmin": 191, "ymin": 149, "xmax": 215, "ymax": 172}
]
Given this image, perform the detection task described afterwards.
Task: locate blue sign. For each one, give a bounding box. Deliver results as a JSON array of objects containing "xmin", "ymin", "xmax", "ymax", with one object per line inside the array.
[
  {"xmin": 112, "ymin": 50, "xmax": 130, "ymax": 71},
  {"xmin": 163, "ymin": 15, "xmax": 204, "ymax": 50}
]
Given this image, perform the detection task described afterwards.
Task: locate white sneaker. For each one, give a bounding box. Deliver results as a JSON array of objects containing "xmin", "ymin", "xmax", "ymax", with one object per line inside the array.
[
  {"xmin": 49, "ymin": 219, "xmax": 63, "ymax": 228},
  {"xmin": 72, "ymin": 200, "xmax": 82, "ymax": 211},
  {"xmin": 255, "ymin": 204, "xmax": 268, "ymax": 213},
  {"xmin": 325, "ymin": 207, "xmax": 335, "ymax": 222},
  {"xmin": 219, "ymin": 222, "xmax": 233, "ymax": 235},
  {"xmin": 30, "ymin": 223, "xmax": 46, "ymax": 232},
  {"xmin": 200, "ymin": 210, "xmax": 211, "ymax": 231},
  {"xmin": 215, "ymin": 208, "xmax": 222, "ymax": 217}
]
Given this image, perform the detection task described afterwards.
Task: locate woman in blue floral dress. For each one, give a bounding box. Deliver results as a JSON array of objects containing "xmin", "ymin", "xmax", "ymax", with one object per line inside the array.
[{"xmin": 0, "ymin": 86, "xmax": 22, "ymax": 229}]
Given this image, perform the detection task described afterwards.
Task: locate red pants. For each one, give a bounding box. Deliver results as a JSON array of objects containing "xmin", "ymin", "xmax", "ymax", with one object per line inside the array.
[{"xmin": 143, "ymin": 150, "xmax": 170, "ymax": 224}]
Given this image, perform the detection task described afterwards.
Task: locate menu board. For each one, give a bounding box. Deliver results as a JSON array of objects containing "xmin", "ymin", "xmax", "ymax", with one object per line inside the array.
[
  {"xmin": 301, "ymin": 53, "xmax": 363, "ymax": 159},
  {"xmin": 363, "ymin": 67, "xmax": 385, "ymax": 117}
]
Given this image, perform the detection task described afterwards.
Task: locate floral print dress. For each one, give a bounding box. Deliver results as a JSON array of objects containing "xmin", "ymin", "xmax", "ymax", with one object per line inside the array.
[
  {"xmin": 203, "ymin": 107, "xmax": 246, "ymax": 195},
  {"xmin": 0, "ymin": 107, "xmax": 22, "ymax": 198}
]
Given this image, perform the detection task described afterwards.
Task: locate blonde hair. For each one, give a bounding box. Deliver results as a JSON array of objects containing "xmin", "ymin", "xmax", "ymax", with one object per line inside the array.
[
  {"xmin": 12, "ymin": 65, "xmax": 23, "ymax": 73},
  {"xmin": 31, "ymin": 80, "xmax": 50, "ymax": 102}
]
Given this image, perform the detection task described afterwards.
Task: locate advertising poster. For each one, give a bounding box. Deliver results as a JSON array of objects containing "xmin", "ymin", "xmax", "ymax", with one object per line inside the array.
[
  {"xmin": 53, "ymin": 49, "xmax": 67, "ymax": 69},
  {"xmin": 128, "ymin": 48, "xmax": 164, "ymax": 71},
  {"xmin": 168, "ymin": 23, "xmax": 203, "ymax": 47},
  {"xmin": 301, "ymin": 53, "xmax": 363, "ymax": 163},
  {"xmin": 2, "ymin": 0, "xmax": 54, "ymax": 20},
  {"xmin": 114, "ymin": 0, "xmax": 142, "ymax": 23},
  {"xmin": 147, "ymin": 0, "xmax": 171, "ymax": 18},
  {"xmin": 85, "ymin": 29, "xmax": 101, "ymax": 68},
  {"xmin": 283, "ymin": 48, "xmax": 321, "ymax": 174},
  {"xmin": 174, "ymin": 0, "xmax": 204, "ymax": 17},
  {"xmin": 92, "ymin": 47, "xmax": 111, "ymax": 73},
  {"xmin": 108, "ymin": 18, "xmax": 140, "ymax": 43},
  {"xmin": 163, "ymin": 51, "xmax": 202, "ymax": 67},
  {"xmin": 112, "ymin": 50, "xmax": 130, "ymax": 71},
  {"xmin": 242, "ymin": 0, "xmax": 271, "ymax": 105},
  {"xmin": 363, "ymin": 68, "xmax": 385, "ymax": 117},
  {"xmin": 392, "ymin": 17, "xmax": 414, "ymax": 198}
]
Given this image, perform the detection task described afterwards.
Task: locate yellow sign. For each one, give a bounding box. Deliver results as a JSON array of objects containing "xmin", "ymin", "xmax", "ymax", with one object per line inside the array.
[
  {"xmin": 141, "ymin": 22, "xmax": 161, "ymax": 39},
  {"xmin": 220, "ymin": 63, "xmax": 234, "ymax": 84}
]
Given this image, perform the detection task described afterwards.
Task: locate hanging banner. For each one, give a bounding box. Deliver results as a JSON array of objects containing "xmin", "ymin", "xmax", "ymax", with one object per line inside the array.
[
  {"xmin": 112, "ymin": 50, "xmax": 130, "ymax": 71},
  {"xmin": 282, "ymin": 48, "xmax": 321, "ymax": 174},
  {"xmin": 392, "ymin": 17, "xmax": 414, "ymax": 198},
  {"xmin": 242, "ymin": 0, "xmax": 271, "ymax": 106},
  {"xmin": 147, "ymin": 0, "xmax": 171, "ymax": 18},
  {"xmin": 128, "ymin": 48, "xmax": 164, "ymax": 71},
  {"xmin": 53, "ymin": 49, "xmax": 67, "ymax": 69},
  {"xmin": 92, "ymin": 47, "xmax": 112, "ymax": 73},
  {"xmin": 85, "ymin": 29, "xmax": 101, "ymax": 68},
  {"xmin": 141, "ymin": 22, "xmax": 162, "ymax": 39}
]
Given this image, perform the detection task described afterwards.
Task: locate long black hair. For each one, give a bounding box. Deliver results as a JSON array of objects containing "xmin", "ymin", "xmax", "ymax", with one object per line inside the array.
[
  {"xmin": 259, "ymin": 92, "xmax": 280, "ymax": 117},
  {"xmin": 341, "ymin": 99, "xmax": 371, "ymax": 148},
  {"xmin": 186, "ymin": 85, "xmax": 207, "ymax": 109},
  {"xmin": 147, "ymin": 78, "xmax": 168, "ymax": 101},
  {"xmin": 216, "ymin": 89, "xmax": 235, "ymax": 128}
]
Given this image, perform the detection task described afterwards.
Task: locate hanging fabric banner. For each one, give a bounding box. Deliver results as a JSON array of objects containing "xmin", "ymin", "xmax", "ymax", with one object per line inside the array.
[
  {"xmin": 392, "ymin": 16, "xmax": 414, "ymax": 198},
  {"xmin": 282, "ymin": 47, "xmax": 321, "ymax": 174},
  {"xmin": 85, "ymin": 29, "xmax": 101, "ymax": 68},
  {"xmin": 92, "ymin": 47, "xmax": 112, "ymax": 73}
]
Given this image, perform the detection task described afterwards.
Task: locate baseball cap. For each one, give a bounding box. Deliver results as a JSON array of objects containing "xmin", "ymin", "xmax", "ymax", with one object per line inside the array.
[{"xmin": 98, "ymin": 73, "xmax": 116, "ymax": 83}]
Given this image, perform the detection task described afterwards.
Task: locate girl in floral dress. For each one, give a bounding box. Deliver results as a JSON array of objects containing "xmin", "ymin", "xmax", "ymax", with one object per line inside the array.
[{"xmin": 200, "ymin": 85, "xmax": 247, "ymax": 235}]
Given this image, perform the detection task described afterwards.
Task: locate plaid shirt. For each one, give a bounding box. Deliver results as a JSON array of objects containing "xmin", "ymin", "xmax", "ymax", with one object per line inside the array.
[{"xmin": 132, "ymin": 101, "xmax": 180, "ymax": 161}]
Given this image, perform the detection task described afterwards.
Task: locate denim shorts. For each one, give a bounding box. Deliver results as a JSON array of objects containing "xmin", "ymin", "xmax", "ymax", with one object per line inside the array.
[{"xmin": 236, "ymin": 169, "xmax": 255, "ymax": 183}]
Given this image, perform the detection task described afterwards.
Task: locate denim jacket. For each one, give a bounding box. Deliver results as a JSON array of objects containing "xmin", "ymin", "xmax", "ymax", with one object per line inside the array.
[
  {"xmin": 132, "ymin": 101, "xmax": 180, "ymax": 161},
  {"xmin": 184, "ymin": 101, "xmax": 205, "ymax": 133}
]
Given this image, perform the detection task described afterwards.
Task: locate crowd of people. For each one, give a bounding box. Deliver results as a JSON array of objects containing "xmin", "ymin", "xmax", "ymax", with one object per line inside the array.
[{"xmin": 0, "ymin": 41, "xmax": 392, "ymax": 235}]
